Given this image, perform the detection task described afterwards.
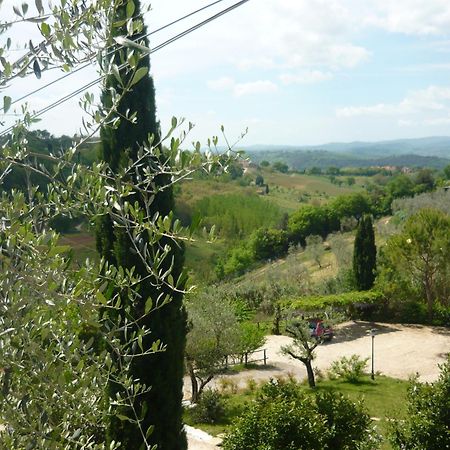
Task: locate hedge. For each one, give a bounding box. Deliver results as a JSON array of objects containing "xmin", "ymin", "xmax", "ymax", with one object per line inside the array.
[{"xmin": 282, "ymin": 290, "xmax": 385, "ymax": 313}]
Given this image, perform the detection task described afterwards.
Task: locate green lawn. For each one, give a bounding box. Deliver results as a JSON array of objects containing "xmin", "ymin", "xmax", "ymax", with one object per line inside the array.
[{"xmin": 185, "ymin": 375, "xmax": 409, "ymax": 449}]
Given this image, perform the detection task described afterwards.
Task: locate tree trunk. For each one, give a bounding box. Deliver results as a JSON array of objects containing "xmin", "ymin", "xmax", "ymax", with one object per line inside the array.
[
  {"xmin": 304, "ymin": 359, "xmax": 316, "ymax": 388},
  {"xmin": 424, "ymin": 276, "xmax": 434, "ymax": 321},
  {"xmin": 198, "ymin": 375, "xmax": 214, "ymax": 401},
  {"xmin": 188, "ymin": 362, "xmax": 199, "ymax": 404}
]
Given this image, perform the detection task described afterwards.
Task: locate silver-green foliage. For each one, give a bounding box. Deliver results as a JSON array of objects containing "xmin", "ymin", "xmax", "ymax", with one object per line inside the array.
[
  {"xmin": 1, "ymin": 1, "xmax": 243, "ymax": 446},
  {"xmin": 185, "ymin": 290, "xmax": 265, "ymax": 402},
  {"xmin": 328, "ymin": 355, "xmax": 369, "ymax": 383}
]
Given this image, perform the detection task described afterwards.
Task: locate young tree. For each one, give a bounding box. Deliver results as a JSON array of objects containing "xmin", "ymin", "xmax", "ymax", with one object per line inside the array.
[
  {"xmin": 329, "ymin": 232, "xmax": 352, "ymax": 269},
  {"xmin": 305, "ymin": 234, "xmax": 325, "ymax": 268},
  {"xmin": 255, "ymin": 174, "xmax": 264, "ymax": 186},
  {"xmin": 95, "ymin": 1, "xmax": 188, "ymax": 448},
  {"xmin": 185, "ymin": 291, "xmax": 265, "ymax": 402},
  {"xmin": 353, "ymin": 215, "xmax": 376, "ymax": 290},
  {"xmin": 280, "ymin": 318, "xmax": 330, "ymax": 388}
]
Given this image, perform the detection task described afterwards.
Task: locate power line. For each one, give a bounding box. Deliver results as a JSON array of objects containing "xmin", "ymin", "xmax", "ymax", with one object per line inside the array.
[
  {"xmin": 1, "ymin": 0, "xmax": 231, "ymax": 113},
  {"xmin": 0, "ymin": 0, "xmax": 250, "ymax": 137}
]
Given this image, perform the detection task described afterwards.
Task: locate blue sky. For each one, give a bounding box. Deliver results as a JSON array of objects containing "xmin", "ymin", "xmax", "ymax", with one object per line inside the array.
[{"xmin": 3, "ymin": 0, "xmax": 450, "ymax": 147}]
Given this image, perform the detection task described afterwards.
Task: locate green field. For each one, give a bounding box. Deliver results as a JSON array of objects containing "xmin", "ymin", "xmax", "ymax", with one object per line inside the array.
[
  {"xmin": 59, "ymin": 232, "xmax": 98, "ymax": 264},
  {"xmin": 57, "ymin": 170, "xmax": 379, "ymax": 284},
  {"xmin": 177, "ymin": 170, "xmax": 365, "ymax": 214}
]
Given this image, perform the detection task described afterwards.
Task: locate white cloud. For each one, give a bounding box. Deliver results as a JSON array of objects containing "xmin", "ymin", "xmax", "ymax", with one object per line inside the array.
[
  {"xmin": 336, "ymin": 85, "xmax": 450, "ymax": 118},
  {"xmin": 234, "ymin": 80, "xmax": 278, "ymax": 97},
  {"xmin": 207, "ymin": 77, "xmax": 278, "ymax": 97},
  {"xmin": 337, "ymin": 103, "xmax": 402, "ymax": 117},
  {"xmin": 207, "ymin": 77, "xmax": 235, "ymax": 91},
  {"xmin": 424, "ymin": 116, "xmax": 450, "ymax": 125},
  {"xmin": 280, "ymin": 70, "xmax": 333, "ymax": 85},
  {"xmin": 366, "ymin": 0, "xmax": 450, "ymax": 36},
  {"xmin": 150, "ymin": 0, "xmax": 372, "ymax": 80}
]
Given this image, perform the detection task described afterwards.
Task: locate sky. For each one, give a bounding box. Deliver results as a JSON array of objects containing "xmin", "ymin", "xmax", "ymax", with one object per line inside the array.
[{"xmin": 3, "ymin": 0, "xmax": 450, "ymax": 147}]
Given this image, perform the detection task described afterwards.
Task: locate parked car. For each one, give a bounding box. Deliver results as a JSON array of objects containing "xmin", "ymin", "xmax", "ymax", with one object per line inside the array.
[{"xmin": 308, "ymin": 318, "xmax": 333, "ymax": 341}]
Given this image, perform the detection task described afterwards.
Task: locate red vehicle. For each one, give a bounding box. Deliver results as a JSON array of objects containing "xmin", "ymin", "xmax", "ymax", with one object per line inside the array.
[{"xmin": 308, "ymin": 318, "xmax": 333, "ymax": 341}]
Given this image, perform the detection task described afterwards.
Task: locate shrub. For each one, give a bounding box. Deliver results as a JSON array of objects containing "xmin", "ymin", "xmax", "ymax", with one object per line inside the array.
[
  {"xmin": 284, "ymin": 290, "xmax": 385, "ymax": 316},
  {"xmin": 222, "ymin": 379, "xmax": 378, "ymax": 450},
  {"xmin": 218, "ymin": 377, "xmax": 238, "ymax": 395},
  {"xmin": 432, "ymin": 303, "xmax": 450, "ymax": 326},
  {"xmin": 245, "ymin": 378, "xmax": 257, "ymax": 394},
  {"xmin": 190, "ymin": 389, "xmax": 225, "ymax": 424},
  {"xmin": 390, "ymin": 357, "xmax": 450, "ymax": 450},
  {"xmin": 391, "ymin": 300, "xmax": 428, "ymax": 324},
  {"xmin": 328, "ymin": 355, "xmax": 369, "ymax": 383}
]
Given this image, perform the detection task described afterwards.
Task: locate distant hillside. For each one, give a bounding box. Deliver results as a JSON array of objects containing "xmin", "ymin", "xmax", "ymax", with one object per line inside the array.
[
  {"xmin": 244, "ymin": 136, "xmax": 450, "ymax": 159},
  {"xmin": 247, "ymin": 150, "xmax": 449, "ymax": 170}
]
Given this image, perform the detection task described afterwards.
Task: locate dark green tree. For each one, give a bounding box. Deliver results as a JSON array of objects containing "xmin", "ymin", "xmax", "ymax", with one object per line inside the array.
[
  {"xmin": 255, "ymin": 174, "xmax": 264, "ymax": 186},
  {"xmin": 353, "ymin": 215, "xmax": 376, "ymax": 290},
  {"xmin": 95, "ymin": 1, "xmax": 187, "ymax": 448},
  {"xmin": 443, "ymin": 163, "xmax": 450, "ymax": 179}
]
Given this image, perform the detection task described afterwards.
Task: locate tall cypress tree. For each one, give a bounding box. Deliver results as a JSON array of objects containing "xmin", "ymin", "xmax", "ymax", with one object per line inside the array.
[
  {"xmin": 353, "ymin": 214, "xmax": 376, "ymax": 291},
  {"xmin": 96, "ymin": 1, "xmax": 187, "ymax": 448}
]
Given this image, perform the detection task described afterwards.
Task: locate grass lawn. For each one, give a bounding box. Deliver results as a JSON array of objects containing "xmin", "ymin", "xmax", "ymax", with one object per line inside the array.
[{"xmin": 185, "ymin": 375, "xmax": 409, "ymax": 449}]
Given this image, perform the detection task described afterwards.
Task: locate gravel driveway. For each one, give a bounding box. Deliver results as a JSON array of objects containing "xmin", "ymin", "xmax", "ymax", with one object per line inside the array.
[{"xmin": 186, "ymin": 321, "xmax": 450, "ymax": 449}]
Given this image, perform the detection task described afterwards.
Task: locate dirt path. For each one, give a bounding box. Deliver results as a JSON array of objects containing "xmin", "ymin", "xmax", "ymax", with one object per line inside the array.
[{"xmin": 186, "ymin": 321, "xmax": 450, "ymax": 450}]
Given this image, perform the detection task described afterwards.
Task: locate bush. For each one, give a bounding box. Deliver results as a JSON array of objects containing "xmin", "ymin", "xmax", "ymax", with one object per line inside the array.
[
  {"xmin": 222, "ymin": 379, "xmax": 378, "ymax": 450},
  {"xmin": 390, "ymin": 357, "xmax": 450, "ymax": 450},
  {"xmin": 328, "ymin": 355, "xmax": 369, "ymax": 383},
  {"xmin": 432, "ymin": 303, "xmax": 450, "ymax": 326},
  {"xmin": 391, "ymin": 300, "xmax": 428, "ymax": 324},
  {"xmin": 190, "ymin": 389, "xmax": 225, "ymax": 424}
]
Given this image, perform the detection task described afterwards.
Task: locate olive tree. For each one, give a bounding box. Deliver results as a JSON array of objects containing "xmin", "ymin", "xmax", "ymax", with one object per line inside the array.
[
  {"xmin": 305, "ymin": 234, "xmax": 325, "ymax": 269},
  {"xmin": 0, "ymin": 2, "xmax": 243, "ymax": 448},
  {"xmin": 281, "ymin": 318, "xmax": 330, "ymax": 388},
  {"xmin": 185, "ymin": 290, "xmax": 265, "ymax": 403}
]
